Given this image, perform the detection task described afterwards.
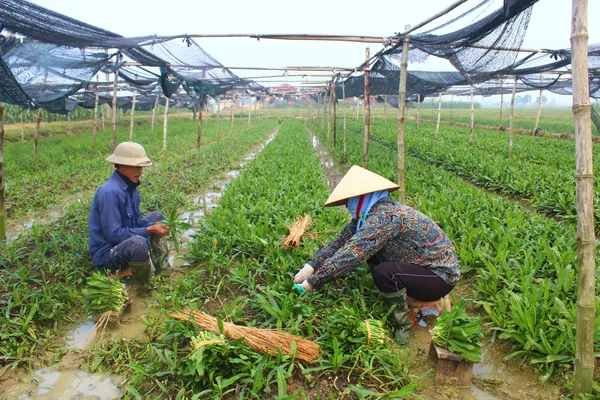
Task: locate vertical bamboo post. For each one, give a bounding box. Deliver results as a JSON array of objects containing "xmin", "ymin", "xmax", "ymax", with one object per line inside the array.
[
  {"xmin": 449, "ymin": 94, "xmax": 454, "ymax": 122},
  {"xmin": 129, "ymin": 87, "xmax": 136, "ymax": 141},
  {"xmin": 321, "ymin": 91, "xmax": 326, "ymax": 131},
  {"xmin": 431, "ymin": 97, "xmax": 434, "ymax": 122},
  {"xmin": 247, "ymin": 96, "xmax": 252, "ymax": 125},
  {"xmin": 230, "ymin": 95, "xmax": 235, "ymax": 133},
  {"xmin": 363, "ymin": 47, "xmax": 371, "ymax": 169},
  {"xmin": 34, "ymin": 108, "xmax": 42, "ymax": 167},
  {"xmin": 102, "ymin": 103, "xmax": 107, "ymax": 131},
  {"xmin": 435, "ymin": 92, "xmax": 442, "ymax": 138},
  {"xmin": 343, "ymin": 81, "xmax": 347, "ymax": 161},
  {"xmin": 333, "ymin": 80, "xmax": 337, "ymax": 146},
  {"xmin": 216, "ymin": 96, "xmax": 221, "ymax": 137},
  {"xmin": 240, "ymin": 93, "xmax": 244, "ymax": 121},
  {"xmin": 110, "ymin": 69, "xmax": 119, "ymax": 152},
  {"xmin": 356, "ymin": 97, "xmax": 360, "ymax": 120},
  {"xmin": 309, "ymin": 96, "xmax": 313, "ymax": 121},
  {"xmin": 499, "ymin": 83, "xmax": 504, "ymax": 129},
  {"xmin": 162, "ymin": 97, "xmax": 169, "ymax": 152},
  {"xmin": 416, "ymin": 94, "xmax": 421, "ymax": 134},
  {"xmin": 0, "ymin": 102, "xmax": 5, "ymax": 241},
  {"xmin": 151, "ymin": 94, "xmax": 159, "ymax": 131},
  {"xmin": 327, "ymin": 85, "xmax": 333, "ymax": 140},
  {"xmin": 397, "ymin": 27, "xmax": 410, "ymax": 204},
  {"xmin": 469, "ymin": 87, "xmax": 475, "ymax": 143},
  {"xmin": 67, "ymin": 112, "xmax": 71, "ymax": 135},
  {"xmin": 20, "ymin": 108, "xmax": 24, "ymax": 141},
  {"xmin": 533, "ymin": 84, "xmax": 543, "ymax": 135},
  {"xmin": 572, "ymin": 0, "xmax": 595, "ymax": 395},
  {"xmin": 508, "ymin": 76, "xmax": 517, "ymax": 156},
  {"xmin": 93, "ymin": 77, "xmax": 100, "ymax": 150},
  {"xmin": 197, "ymin": 95, "xmax": 203, "ymax": 148}
]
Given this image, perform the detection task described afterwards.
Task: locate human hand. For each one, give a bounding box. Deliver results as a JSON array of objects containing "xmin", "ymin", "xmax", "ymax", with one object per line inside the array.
[
  {"xmin": 147, "ymin": 223, "xmax": 170, "ymax": 237},
  {"xmin": 293, "ymin": 263, "xmax": 314, "ymax": 283},
  {"xmin": 293, "ymin": 280, "xmax": 313, "ymax": 295}
]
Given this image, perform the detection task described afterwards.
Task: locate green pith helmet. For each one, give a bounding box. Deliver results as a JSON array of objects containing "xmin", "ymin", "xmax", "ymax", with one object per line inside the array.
[{"xmin": 106, "ymin": 142, "xmax": 152, "ymax": 167}]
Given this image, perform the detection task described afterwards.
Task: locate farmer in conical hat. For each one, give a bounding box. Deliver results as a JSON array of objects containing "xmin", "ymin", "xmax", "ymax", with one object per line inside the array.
[
  {"xmin": 293, "ymin": 165, "xmax": 460, "ymax": 345},
  {"xmin": 88, "ymin": 142, "xmax": 171, "ymax": 294}
]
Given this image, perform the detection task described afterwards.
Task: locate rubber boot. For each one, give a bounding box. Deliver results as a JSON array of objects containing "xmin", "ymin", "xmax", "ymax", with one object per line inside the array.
[
  {"xmin": 128, "ymin": 260, "xmax": 153, "ymax": 296},
  {"xmin": 150, "ymin": 236, "xmax": 171, "ymax": 275},
  {"xmin": 381, "ymin": 289, "xmax": 412, "ymax": 346}
]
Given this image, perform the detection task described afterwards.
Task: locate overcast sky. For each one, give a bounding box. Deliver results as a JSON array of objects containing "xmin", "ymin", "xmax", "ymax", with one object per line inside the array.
[{"xmin": 27, "ymin": 0, "xmax": 600, "ymax": 105}]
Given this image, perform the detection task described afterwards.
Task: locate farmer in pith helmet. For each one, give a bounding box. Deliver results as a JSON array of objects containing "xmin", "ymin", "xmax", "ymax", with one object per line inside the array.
[
  {"xmin": 293, "ymin": 165, "xmax": 460, "ymax": 344},
  {"xmin": 88, "ymin": 141, "xmax": 171, "ymax": 293}
]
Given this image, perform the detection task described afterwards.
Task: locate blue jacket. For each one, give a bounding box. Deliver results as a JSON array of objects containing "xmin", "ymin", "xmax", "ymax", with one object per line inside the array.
[{"xmin": 88, "ymin": 171, "xmax": 152, "ymax": 267}]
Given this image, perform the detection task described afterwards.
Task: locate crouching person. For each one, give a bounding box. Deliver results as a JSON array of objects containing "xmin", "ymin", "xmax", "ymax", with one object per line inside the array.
[{"xmin": 88, "ymin": 141, "xmax": 171, "ymax": 293}]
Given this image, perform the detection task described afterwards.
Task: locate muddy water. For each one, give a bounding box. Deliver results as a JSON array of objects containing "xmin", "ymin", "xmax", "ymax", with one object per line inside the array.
[{"xmin": 309, "ymin": 131, "xmax": 565, "ymax": 399}]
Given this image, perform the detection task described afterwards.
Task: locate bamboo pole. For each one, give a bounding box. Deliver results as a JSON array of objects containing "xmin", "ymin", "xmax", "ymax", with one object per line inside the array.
[
  {"xmin": 163, "ymin": 97, "xmax": 169, "ymax": 152},
  {"xmin": 397, "ymin": 27, "xmax": 410, "ymax": 204},
  {"xmin": 129, "ymin": 87, "xmax": 136, "ymax": 141},
  {"xmin": 343, "ymin": 81, "xmax": 347, "ymax": 161},
  {"xmin": 33, "ymin": 108, "xmax": 42, "ymax": 167},
  {"xmin": 533, "ymin": 80, "xmax": 543, "ymax": 135},
  {"xmin": 449, "ymin": 94, "xmax": 454, "ymax": 122},
  {"xmin": 327, "ymin": 85, "xmax": 333, "ymax": 140},
  {"xmin": 435, "ymin": 92, "xmax": 442, "ymax": 138},
  {"xmin": 431, "ymin": 97, "xmax": 434, "ymax": 123},
  {"xmin": 508, "ymin": 77, "xmax": 517, "ymax": 156},
  {"xmin": 355, "ymin": 97, "xmax": 360, "ymax": 120},
  {"xmin": 67, "ymin": 112, "xmax": 71, "ymax": 135},
  {"xmin": 363, "ymin": 47, "xmax": 371, "ymax": 169},
  {"xmin": 333, "ymin": 80, "xmax": 337, "ymax": 146},
  {"xmin": 416, "ymin": 94, "xmax": 421, "ymax": 134},
  {"xmin": 572, "ymin": 0, "xmax": 595, "ymax": 395},
  {"xmin": 230, "ymin": 95, "xmax": 235, "ymax": 133},
  {"xmin": 309, "ymin": 96, "xmax": 313, "ymax": 121},
  {"xmin": 197, "ymin": 96, "xmax": 203, "ymax": 148},
  {"xmin": 110, "ymin": 70, "xmax": 119, "ymax": 152},
  {"xmin": 151, "ymin": 95, "xmax": 159, "ymax": 131},
  {"xmin": 0, "ymin": 102, "xmax": 5, "ymax": 241},
  {"xmin": 93, "ymin": 76, "xmax": 100, "ymax": 150},
  {"xmin": 321, "ymin": 92, "xmax": 326, "ymax": 131},
  {"xmin": 240, "ymin": 93, "xmax": 244, "ymax": 120},
  {"xmin": 469, "ymin": 87, "xmax": 475, "ymax": 143},
  {"xmin": 216, "ymin": 96, "xmax": 221, "ymax": 137},
  {"xmin": 499, "ymin": 84, "xmax": 504, "ymax": 128},
  {"xmin": 383, "ymin": 95, "xmax": 388, "ymax": 130},
  {"xmin": 20, "ymin": 108, "xmax": 24, "ymax": 141},
  {"xmin": 247, "ymin": 96, "xmax": 252, "ymax": 125}
]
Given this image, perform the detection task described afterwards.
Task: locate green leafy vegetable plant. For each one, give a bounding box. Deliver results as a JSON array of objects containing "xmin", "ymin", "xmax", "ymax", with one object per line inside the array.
[{"xmin": 431, "ymin": 299, "xmax": 483, "ymax": 362}]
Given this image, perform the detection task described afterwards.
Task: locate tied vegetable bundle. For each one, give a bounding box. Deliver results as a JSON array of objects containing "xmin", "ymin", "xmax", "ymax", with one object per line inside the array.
[
  {"xmin": 327, "ymin": 306, "xmax": 386, "ymax": 347},
  {"xmin": 83, "ymin": 273, "xmax": 129, "ymax": 315},
  {"xmin": 431, "ymin": 299, "xmax": 483, "ymax": 362}
]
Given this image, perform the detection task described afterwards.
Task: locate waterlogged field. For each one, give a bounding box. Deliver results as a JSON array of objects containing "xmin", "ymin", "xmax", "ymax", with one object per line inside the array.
[{"xmin": 308, "ymin": 116, "xmax": 598, "ymax": 384}]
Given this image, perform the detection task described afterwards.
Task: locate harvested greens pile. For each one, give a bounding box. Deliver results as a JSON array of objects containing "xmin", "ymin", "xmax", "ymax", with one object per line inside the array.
[
  {"xmin": 83, "ymin": 273, "xmax": 129, "ymax": 315},
  {"xmin": 431, "ymin": 299, "xmax": 483, "ymax": 362}
]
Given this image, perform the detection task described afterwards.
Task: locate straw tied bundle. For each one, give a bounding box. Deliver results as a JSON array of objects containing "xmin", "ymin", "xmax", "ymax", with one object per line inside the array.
[
  {"xmin": 282, "ymin": 215, "xmax": 312, "ymax": 248},
  {"xmin": 169, "ymin": 308, "xmax": 320, "ymax": 363}
]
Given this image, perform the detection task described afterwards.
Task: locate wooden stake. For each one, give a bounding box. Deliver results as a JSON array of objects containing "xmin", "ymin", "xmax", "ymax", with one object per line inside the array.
[
  {"xmin": 34, "ymin": 108, "xmax": 42, "ymax": 167},
  {"xmin": 416, "ymin": 94, "xmax": 421, "ymax": 134},
  {"xmin": 499, "ymin": 84, "xmax": 504, "ymax": 128},
  {"xmin": 197, "ymin": 95, "xmax": 203, "ymax": 148},
  {"xmin": 216, "ymin": 96, "xmax": 221, "ymax": 137},
  {"xmin": 431, "ymin": 97, "xmax": 434, "ymax": 123},
  {"xmin": 333, "ymin": 80, "xmax": 337, "ymax": 146},
  {"xmin": 363, "ymin": 47, "xmax": 371, "ymax": 168},
  {"xmin": 129, "ymin": 87, "xmax": 136, "ymax": 141},
  {"xmin": 449, "ymin": 95, "xmax": 454, "ymax": 122},
  {"xmin": 321, "ymin": 92, "xmax": 326, "ymax": 131},
  {"xmin": 469, "ymin": 87, "xmax": 475, "ymax": 143},
  {"xmin": 151, "ymin": 95, "xmax": 159, "ymax": 132},
  {"xmin": 572, "ymin": 0, "xmax": 596, "ymax": 396},
  {"xmin": 435, "ymin": 92, "xmax": 442, "ymax": 138},
  {"xmin": 533, "ymin": 78, "xmax": 543, "ymax": 135},
  {"xmin": 20, "ymin": 108, "xmax": 24, "ymax": 141},
  {"xmin": 67, "ymin": 112, "xmax": 72, "ymax": 135},
  {"xmin": 508, "ymin": 77, "xmax": 517, "ymax": 156},
  {"xmin": 163, "ymin": 97, "xmax": 169, "ymax": 152},
  {"xmin": 93, "ymin": 76, "xmax": 100, "ymax": 150},
  {"xmin": 327, "ymin": 86, "xmax": 333, "ymax": 140},
  {"xmin": 240, "ymin": 93, "xmax": 244, "ymax": 120},
  {"xmin": 110, "ymin": 70, "xmax": 119, "ymax": 152},
  {"xmin": 397, "ymin": 27, "xmax": 410, "ymax": 204},
  {"xmin": 355, "ymin": 97, "xmax": 360, "ymax": 120},
  {"xmin": 230, "ymin": 95, "xmax": 235, "ymax": 133},
  {"xmin": 0, "ymin": 102, "xmax": 5, "ymax": 241}
]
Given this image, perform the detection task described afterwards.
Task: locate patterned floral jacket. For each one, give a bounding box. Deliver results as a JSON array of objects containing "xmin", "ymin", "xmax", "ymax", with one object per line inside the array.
[{"xmin": 306, "ymin": 196, "xmax": 460, "ymax": 289}]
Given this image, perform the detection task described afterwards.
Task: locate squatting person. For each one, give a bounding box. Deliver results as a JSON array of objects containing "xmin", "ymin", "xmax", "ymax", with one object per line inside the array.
[
  {"xmin": 88, "ymin": 141, "xmax": 171, "ymax": 292},
  {"xmin": 293, "ymin": 165, "xmax": 460, "ymax": 344}
]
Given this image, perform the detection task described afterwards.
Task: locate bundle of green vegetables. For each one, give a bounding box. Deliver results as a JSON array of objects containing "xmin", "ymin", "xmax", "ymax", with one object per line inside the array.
[
  {"xmin": 83, "ymin": 273, "xmax": 129, "ymax": 315},
  {"xmin": 431, "ymin": 299, "xmax": 483, "ymax": 362},
  {"xmin": 327, "ymin": 306, "xmax": 386, "ymax": 347}
]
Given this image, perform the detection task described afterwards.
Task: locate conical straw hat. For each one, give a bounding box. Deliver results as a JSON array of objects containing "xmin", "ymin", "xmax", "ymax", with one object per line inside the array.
[{"xmin": 324, "ymin": 165, "xmax": 400, "ymax": 207}]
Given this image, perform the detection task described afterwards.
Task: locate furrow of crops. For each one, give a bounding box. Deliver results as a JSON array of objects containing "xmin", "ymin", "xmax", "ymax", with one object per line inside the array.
[
  {"xmin": 345, "ymin": 119, "xmax": 600, "ymax": 231},
  {"xmin": 3, "ymin": 118, "xmax": 254, "ymax": 218},
  {"xmin": 90, "ymin": 119, "xmax": 418, "ymax": 399},
  {"xmin": 0, "ymin": 119, "xmax": 277, "ymax": 363},
  {"xmin": 308, "ymin": 119, "xmax": 600, "ymax": 380}
]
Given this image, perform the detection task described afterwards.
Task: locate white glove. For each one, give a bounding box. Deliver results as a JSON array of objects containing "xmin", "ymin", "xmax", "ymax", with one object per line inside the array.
[{"xmin": 294, "ymin": 263, "xmax": 315, "ymax": 283}]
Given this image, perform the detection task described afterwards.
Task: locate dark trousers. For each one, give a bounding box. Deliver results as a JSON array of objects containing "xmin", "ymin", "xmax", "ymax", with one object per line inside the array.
[
  {"xmin": 98, "ymin": 211, "xmax": 164, "ymax": 272},
  {"xmin": 372, "ymin": 262, "xmax": 453, "ymax": 302}
]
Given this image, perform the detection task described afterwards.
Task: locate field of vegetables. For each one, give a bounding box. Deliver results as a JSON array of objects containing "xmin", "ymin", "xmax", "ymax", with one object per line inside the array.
[{"xmin": 0, "ymin": 107, "xmax": 598, "ymax": 399}]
